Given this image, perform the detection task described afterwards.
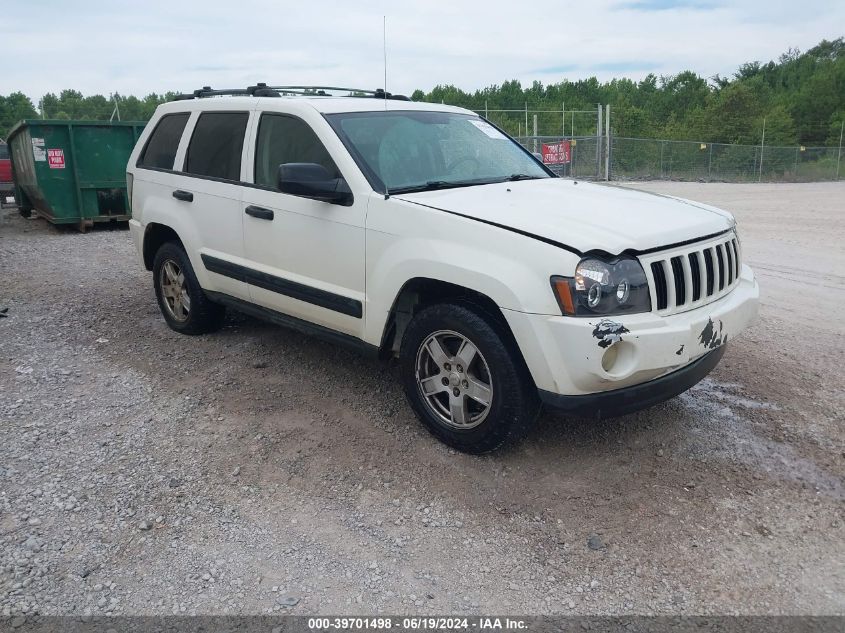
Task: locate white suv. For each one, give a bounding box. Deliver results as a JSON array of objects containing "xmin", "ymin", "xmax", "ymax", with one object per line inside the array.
[{"xmin": 127, "ymin": 85, "xmax": 759, "ymax": 453}]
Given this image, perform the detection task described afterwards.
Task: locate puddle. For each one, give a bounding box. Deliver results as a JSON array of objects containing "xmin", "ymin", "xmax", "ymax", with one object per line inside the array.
[{"xmin": 678, "ymin": 378, "xmax": 844, "ymax": 500}]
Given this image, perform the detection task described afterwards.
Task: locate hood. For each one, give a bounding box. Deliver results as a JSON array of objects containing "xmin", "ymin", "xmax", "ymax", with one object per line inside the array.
[{"xmin": 395, "ymin": 178, "xmax": 734, "ymax": 255}]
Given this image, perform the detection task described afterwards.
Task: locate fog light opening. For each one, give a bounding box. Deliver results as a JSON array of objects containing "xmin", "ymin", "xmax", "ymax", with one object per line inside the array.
[
  {"xmin": 601, "ymin": 340, "xmax": 636, "ymax": 377},
  {"xmin": 601, "ymin": 343, "xmax": 619, "ymax": 373}
]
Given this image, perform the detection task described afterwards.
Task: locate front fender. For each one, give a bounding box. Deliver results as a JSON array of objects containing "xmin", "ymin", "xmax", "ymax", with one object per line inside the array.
[{"xmin": 363, "ymin": 195, "xmax": 579, "ymax": 345}]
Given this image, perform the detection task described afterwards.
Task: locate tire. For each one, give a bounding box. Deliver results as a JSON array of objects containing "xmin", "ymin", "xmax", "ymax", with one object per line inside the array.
[
  {"xmin": 152, "ymin": 241, "xmax": 225, "ymax": 335},
  {"xmin": 399, "ymin": 302, "xmax": 540, "ymax": 454}
]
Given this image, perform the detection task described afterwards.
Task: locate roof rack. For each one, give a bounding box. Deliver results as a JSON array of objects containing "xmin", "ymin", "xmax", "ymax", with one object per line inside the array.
[{"xmin": 173, "ymin": 84, "xmax": 410, "ymax": 101}]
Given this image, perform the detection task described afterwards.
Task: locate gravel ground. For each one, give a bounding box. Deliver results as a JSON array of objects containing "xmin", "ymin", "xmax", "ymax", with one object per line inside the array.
[{"xmin": 0, "ymin": 182, "xmax": 842, "ymax": 616}]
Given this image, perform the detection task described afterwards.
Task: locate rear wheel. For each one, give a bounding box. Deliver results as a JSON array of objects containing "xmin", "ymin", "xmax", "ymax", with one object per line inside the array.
[
  {"xmin": 399, "ymin": 302, "xmax": 539, "ymax": 453},
  {"xmin": 152, "ymin": 242, "xmax": 224, "ymax": 335}
]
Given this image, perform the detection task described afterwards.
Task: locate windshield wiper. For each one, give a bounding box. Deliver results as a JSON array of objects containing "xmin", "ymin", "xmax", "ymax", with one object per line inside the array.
[
  {"xmin": 391, "ymin": 175, "xmax": 543, "ymax": 195},
  {"xmin": 390, "ymin": 180, "xmax": 478, "ymax": 195}
]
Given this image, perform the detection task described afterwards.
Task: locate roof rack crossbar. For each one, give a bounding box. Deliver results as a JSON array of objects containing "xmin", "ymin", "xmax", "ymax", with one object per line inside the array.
[{"xmin": 173, "ymin": 84, "xmax": 410, "ymax": 101}]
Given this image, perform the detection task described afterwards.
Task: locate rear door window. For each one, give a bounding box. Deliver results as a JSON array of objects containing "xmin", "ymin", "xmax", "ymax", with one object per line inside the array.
[
  {"xmin": 138, "ymin": 113, "xmax": 189, "ymax": 169},
  {"xmin": 185, "ymin": 112, "xmax": 249, "ymax": 182}
]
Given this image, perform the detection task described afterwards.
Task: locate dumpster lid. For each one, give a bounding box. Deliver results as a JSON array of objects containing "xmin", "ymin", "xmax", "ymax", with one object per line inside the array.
[{"xmin": 7, "ymin": 119, "xmax": 148, "ymax": 143}]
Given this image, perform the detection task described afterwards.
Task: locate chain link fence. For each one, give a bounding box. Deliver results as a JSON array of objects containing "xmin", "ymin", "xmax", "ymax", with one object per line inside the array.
[
  {"xmin": 465, "ymin": 106, "xmax": 843, "ymax": 182},
  {"xmin": 514, "ymin": 135, "xmax": 843, "ymax": 182},
  {"xmin": 609, "ymin": 137, "xmax": 843, "ymax": 182}
]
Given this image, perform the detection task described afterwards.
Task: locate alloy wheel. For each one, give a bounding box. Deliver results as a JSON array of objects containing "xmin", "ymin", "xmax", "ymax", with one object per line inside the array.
[
  {"xmin": 159, "ymin": 259, "xmax": 191, "ymax": 322},
  {"xmin": 415, "ymin": 329, "xmax": 493, "ymax": 429}
]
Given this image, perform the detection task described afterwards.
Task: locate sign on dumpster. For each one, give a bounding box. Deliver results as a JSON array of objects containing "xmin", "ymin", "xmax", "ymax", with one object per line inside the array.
[
  {"xmin": 47, "ymin": 148, "xmax": 65, "ymax": 169},
  {"xmin": 541, "ymin": 141, "xmax": 571, "ymax": 165}
]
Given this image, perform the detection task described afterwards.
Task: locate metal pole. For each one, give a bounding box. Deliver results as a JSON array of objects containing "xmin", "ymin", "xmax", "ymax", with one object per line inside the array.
[
  {"xmin": 794, "ymin": 147, "xmax": 799, "ymax": 176},
  {"xmin": 758, "ymin": 117, "xmax": 766, "ymax": 183},
  {"xmin": 571, "ymin": 111, "xmax": 574, "ymax": 138},
  {"xmin": 604, "ymin": 104, "xmax": 611, "ymax": 181},
  {"xmin": 533, "ymin": 114, "xmax": 538, "ymax": 154},
  {"xmin": 524, "ymin": 103, "xmax": 528, "ymax": 140},
  {"xmin": 660, "ymin": 141, "xmax": 665, "ymax": 178},
  {"xmin": 596, "ymin": 104, "xmax": 603, "ymax": 179},
  {"xmin": 836, "ymin": 120, "xmax": 844, "ymax": 180},
  {"xmin": 562, "ymin": 102, "xmax": 565, "ymax": 137},
  {"xmin": 485, "ymin": 100, "xmax": 488, "ymax": 119},
  {"xmin": 708, "ymin": 144, "xmax": 713, "ymax": 181}
]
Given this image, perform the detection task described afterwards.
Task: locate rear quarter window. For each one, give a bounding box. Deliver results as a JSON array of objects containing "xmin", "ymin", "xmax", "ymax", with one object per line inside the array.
[
  {"xmin": 185, "ymin": 112, "xmax": 249, "ymax": 181},
  {"xmin": 0, "ymin": 144, "xmax": 9, "ymax": 160},
  {"xmin": 138, "ymin": 114, "xmax": 189, "ymax": 170}
]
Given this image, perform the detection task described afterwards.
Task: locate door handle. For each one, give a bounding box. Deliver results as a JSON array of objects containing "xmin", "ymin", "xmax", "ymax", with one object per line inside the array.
[
  {"xmin": 245, "ymin": 205, "xmax": 274, "ymax": 220},
  {"xmin": 172, "ymin": 190, "xmax": 193, "ymax": 202}
]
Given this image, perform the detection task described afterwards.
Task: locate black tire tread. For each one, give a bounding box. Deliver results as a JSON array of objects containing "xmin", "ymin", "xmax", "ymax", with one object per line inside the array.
[
  {"xmin": 152, "ymin": 241, "xmax": 225, "ymax": 335},
  {"xmin": 399, "ymin": 302, "xmax": 539, "ymax": 454}
]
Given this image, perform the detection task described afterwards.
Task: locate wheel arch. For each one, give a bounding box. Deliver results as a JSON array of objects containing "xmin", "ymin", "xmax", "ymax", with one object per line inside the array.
[
  {"xmin": 378, "ymin": 278, "xmax": 533, "ymax": 382},
  {"xmin": 142, "ymin": 223, "xmax": 184, "ymax": 271}
]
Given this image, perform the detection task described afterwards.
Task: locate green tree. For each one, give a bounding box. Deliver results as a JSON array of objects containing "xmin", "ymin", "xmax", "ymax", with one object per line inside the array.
[{"xmin": 0, "ymin": 92, "xmax": 38, "ymax": 137}]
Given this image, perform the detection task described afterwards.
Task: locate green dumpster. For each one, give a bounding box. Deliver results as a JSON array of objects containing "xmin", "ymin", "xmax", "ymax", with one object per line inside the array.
[{"xmin": 7, "ymin": 119, "xmax": 147, "ymax": 230}]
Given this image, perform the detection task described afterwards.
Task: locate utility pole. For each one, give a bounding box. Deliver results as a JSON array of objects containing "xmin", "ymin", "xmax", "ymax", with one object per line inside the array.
[
  {"xmin": 758, "ymin": 117, "xmax": 766, "ymax": 183},
  {"xmin": 837, "ymin": 120, "xmax": 844, "ymax": 180},
  {"xmin": 604, "ymin": 104, "xmax": 611, "ymax": 181}
]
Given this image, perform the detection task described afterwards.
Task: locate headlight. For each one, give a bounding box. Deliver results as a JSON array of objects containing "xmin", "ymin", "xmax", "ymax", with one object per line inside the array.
[{"xmin": 551, "ymin": 256, "xmax": 651, "ymax": 316}]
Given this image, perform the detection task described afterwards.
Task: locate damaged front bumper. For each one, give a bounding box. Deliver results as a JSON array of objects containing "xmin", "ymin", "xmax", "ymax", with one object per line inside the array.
[
  {"xmin": 538, "ymin": 345, "xmax": 725, "ymax": 419},
  {"xmin": 503, "ymin": 263, "xmax": 759, "ymax": 416}
]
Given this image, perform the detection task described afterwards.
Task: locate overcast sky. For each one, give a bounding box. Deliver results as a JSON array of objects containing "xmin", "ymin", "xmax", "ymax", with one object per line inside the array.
[{"xmin": 5, "ymin": 0, "xmax": 844, "ymax": 99}]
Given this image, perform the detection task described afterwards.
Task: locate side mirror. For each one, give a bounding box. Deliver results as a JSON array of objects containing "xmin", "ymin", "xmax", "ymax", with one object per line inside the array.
[
  {"xmin": 277, "ymin": 163, "xmax": 353, "ymax": 206},
  {"xmin": 532, "ymin": 152, "xmax": 543, "ymax": 162}
]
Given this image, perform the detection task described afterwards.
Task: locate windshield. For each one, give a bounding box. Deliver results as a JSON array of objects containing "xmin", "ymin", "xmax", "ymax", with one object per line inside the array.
[{"xmin": 325, "ymin": 111, "xmax": 550, "ymax": 194}]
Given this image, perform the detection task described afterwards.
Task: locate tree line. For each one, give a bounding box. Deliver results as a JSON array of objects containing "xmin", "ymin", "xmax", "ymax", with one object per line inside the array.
[{"xmin": 2, "ymin": 38, "xmax": 843, "ymax": 147}]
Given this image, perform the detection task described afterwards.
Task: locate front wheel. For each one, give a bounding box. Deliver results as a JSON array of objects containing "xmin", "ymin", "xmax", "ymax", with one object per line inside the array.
[{"xmin": 399, "ymin": 302, "xmax": 539, "ymax": 454}]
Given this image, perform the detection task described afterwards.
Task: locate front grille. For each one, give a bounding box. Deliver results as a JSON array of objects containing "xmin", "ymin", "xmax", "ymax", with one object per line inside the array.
[{"xmin": 640, "ymin": 232, "xmax": 741, "ymax": 314}]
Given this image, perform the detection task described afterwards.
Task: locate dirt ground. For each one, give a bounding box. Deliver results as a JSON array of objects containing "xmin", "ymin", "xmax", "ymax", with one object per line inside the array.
[{"xmin": 0, "ymin": 182, "xmax": 842, "ymax": 616}]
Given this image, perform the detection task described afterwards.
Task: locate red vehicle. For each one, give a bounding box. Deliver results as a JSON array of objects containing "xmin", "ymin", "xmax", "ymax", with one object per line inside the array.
[{"xmin": 0, "ymin": 141, "xmax": 14, "ymax": 204}]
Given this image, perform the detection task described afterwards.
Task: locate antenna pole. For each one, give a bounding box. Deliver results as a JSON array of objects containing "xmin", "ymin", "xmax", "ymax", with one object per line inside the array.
[
  {"xmin": 383, "ymin": 16, "xmax": 388, "ymax": 110},
  {"xmin": 383, "ymin": 15, "xmax": 389, "ymax": 193}
]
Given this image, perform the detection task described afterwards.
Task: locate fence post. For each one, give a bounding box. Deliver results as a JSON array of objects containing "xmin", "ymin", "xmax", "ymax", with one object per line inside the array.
[
  {"xmin": 484, "ymin": 100, "xmax": 488, "ymax": 120},
  {"xmin": 708, "ymin": 143, "xmax": 713, "ymax": 181},
  {"xmin": 596, "ymin": 104, "xmax": 603, "ymax": 180},
  {"xmin": 837, "ymin": 120, "xmax": 844, "ymax": 180},
  {"xmin": 604, "ymin": 104, "xmax": 611, "ymax": 181},
  {"xmin": 660, "ymin": 141, "xmax": 665, "ymax": 178},
  {"xmin": 562, "ymin": 102, "xmax": 565, "ymax": 137},
  {"xmin": 524, "ymin": 103, "xmax": 528, "ymax": 141},
  {"xmin": 758, "ymin": 117, "xmax": 766, "ymax": 182},
  {"xmin": 532, "ymin": 114, "xmax": 538, "ymax": 154}
]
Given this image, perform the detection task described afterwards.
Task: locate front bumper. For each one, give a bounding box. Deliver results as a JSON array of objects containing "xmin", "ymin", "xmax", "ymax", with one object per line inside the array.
[
  {"xmin": 503, "ymin": 263, "xmax": 759, "ymax": 404},
  {"xmin": 538, "ymin": 345, "xmax": 725, "ymax": 418}
]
